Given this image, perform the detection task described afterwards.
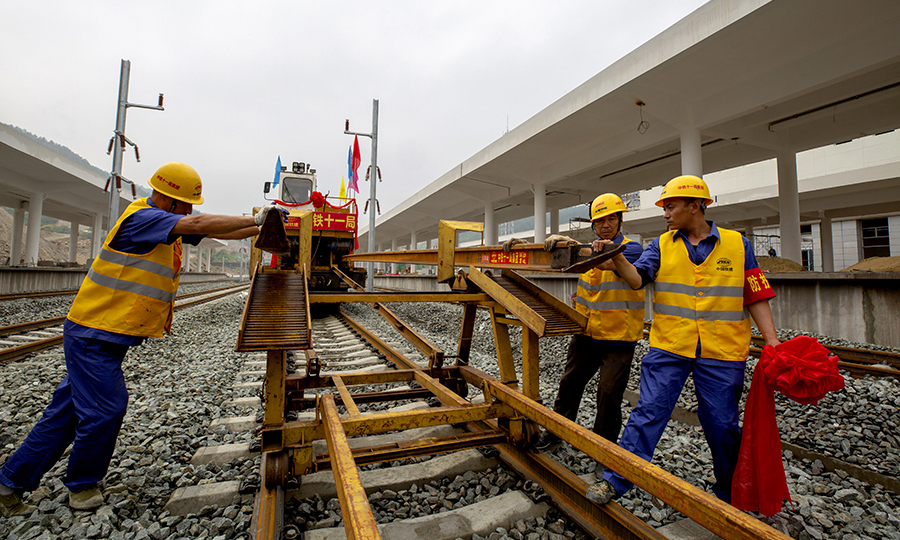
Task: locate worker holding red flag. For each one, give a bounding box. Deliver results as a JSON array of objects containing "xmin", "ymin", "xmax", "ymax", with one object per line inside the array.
[{"xmin": 586, "ymin": 175, "xmax": 780, "ymax": 505}]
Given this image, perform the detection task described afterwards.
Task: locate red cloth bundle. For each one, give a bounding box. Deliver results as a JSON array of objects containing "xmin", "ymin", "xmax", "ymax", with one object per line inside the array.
[{"xmin": 731, "ymin": 336, "xmax": 845, "ymax": 515}]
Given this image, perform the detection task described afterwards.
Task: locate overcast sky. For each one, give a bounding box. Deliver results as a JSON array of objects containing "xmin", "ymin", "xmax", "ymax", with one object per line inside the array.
[{"xmin": 1, "ymin": 1, "xmax": 708, "ymax": 218}]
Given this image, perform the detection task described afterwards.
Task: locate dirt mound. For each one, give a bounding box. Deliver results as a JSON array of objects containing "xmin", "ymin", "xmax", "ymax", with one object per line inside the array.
[
  {"xmin": 840, "ymin": 256, "xmax": 900, "ymax": 272},
  {"xmin": 758, "ymin": 256, "xmax": 807, "ymax": 272}
]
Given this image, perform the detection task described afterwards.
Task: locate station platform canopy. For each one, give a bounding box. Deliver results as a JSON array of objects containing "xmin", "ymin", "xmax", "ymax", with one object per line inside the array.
[
  {"xmin": 0, "ymin": 122, "xmax": 132, "ymax": 229},
  {"xmin": 360, "ymin": 0, "xmax": 900, "ymax": 249}
]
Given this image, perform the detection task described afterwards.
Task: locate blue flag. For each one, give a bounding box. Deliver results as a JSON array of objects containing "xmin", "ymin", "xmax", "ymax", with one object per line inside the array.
[
  {"xmin": 347, "ymin": 147, "xmax": 352, "ymax": 190},
  {"xmin": 273, "ymin": 156, "xmax": 282, "ymax": 186}
]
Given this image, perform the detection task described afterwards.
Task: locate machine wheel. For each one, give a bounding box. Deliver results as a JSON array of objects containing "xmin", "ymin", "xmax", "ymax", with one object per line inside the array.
[{"xmin": 263, "ymin": 450, "xmax": 289, "ymax": 488}]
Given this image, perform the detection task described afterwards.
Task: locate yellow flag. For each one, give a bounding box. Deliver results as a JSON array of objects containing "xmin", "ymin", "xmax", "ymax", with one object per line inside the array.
[{"xmin": 339, "ymin": 177, "xmax": 346, "ymax": 201}]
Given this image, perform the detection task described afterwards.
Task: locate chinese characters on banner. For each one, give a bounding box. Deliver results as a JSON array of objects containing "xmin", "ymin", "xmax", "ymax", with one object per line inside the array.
[
  {"xmin": 285, "ymin": 213, "xmax": 357, "ymax": 231},
  {"xmin": 481, "ymin": 251, "xmax": 530, "ymax": 265}
]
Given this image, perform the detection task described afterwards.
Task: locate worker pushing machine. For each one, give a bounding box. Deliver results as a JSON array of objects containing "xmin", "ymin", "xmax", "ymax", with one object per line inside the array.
[
  {"xmin": 0, "ymin": 162, "xmax": 282, "ymax": 516},
  {"xmin": 535, "ymin": 193, "xmax": 645, "ymax": 453},
  {"xmin": 587, "ymin": 175, "xmax": 780, "ymax": 505}
]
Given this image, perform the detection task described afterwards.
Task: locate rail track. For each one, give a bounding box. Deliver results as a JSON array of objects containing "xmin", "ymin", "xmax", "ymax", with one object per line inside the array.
[
  {"xmin": 0, "ymin": 278, "xmax": 241, "ymax": 302},
  {"xmin": 221, "ymin": 256, "xmax": 796, "ymax": 540},
  {"xmin": 0, "ymin": 283, "xmax": 249, "ymax": 364},
  {"xmin": 638, "ymin": 323, "xmax": 900, "ymax": 380}
]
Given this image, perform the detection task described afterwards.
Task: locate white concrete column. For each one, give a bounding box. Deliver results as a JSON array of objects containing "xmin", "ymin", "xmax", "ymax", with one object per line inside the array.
[
  {"xmin": 24, "ymin": 193, "xmax": 44, "ymax": 266},
  {"xmin": 777, "ymin": 151, "xmax": 802, "ymax": 265},
  {"xmin": 205, "ymin": 248, "xmax": 211, "ymax": 272},
  {"xmin": 11, "ymin": 203, "xmax": 26, "ymax": 266},
  {"xmin": 820, "ymin": 212, "xmax": 835, "ymax": 273},
  {"xmin": 744, "ymin": 224, "xmax": 754, "ymax": 238},
  {"xmin": 680, "ymin": 128, "xmax": 702, "ymax": 177},
  {"xmin": 533, "ymin": 182, "xmax": 547, "ymax": 243},
  {"xmin": 68, "ymin": 222, "xmax": 79, "ymax": 263},
  {"xmin": 91, "ymin": 213, "xmax": 103, "ymax": 261},
  {"xmin": 409, "ymin": 230, "xmax": 417, "ymax": 273},
  {"xmin": 183, "ymin": 244, "xmax": 191, "ymax": 271},
  {"xmin": 484, "ymin": 202, "xmax": 497, "ymax": 246},
  {"xmin": 550, "ymin": 208, "xmax": 559, "ymax": 235},
  {"xmin": 391, "ymin": 237, "xmax": 398, "ymax": 274}
]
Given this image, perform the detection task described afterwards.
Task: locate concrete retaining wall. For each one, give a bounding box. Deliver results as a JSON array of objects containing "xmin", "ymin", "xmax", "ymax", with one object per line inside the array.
[{"xmin": 374, "ymin": 272, "xmax": 900, "ymax": 348}]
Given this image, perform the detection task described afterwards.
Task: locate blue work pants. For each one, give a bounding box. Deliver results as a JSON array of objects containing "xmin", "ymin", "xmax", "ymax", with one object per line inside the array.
[
  {"xmin": 0, "ymin": 333, "xmax": 130, "ymax": 493},
  {"xmin": 602, "ymin": 347, "xmax": 745, "ymax": 502}
]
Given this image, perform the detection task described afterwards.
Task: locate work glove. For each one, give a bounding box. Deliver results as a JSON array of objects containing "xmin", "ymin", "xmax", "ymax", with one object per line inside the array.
[
  {"xmin": 254, "ymin": 205, "xmax": 289, "ymax": 226},
  {"xmin": 501, "ymin": 237, "xmax": 526, "ymax": 253},
  {"xmin": 543, "ymin": 234, "xmax": 578, "ymax": 251}
]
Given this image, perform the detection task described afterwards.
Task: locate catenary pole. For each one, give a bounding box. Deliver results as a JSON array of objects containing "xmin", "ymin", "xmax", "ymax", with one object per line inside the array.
[
  {"xmin": 106, "ymin": 59, "xmax": 164, "ymax": 236},
  {"xmin": 344, "ymin": 99, "xmax": 379, "ymax": 291}
]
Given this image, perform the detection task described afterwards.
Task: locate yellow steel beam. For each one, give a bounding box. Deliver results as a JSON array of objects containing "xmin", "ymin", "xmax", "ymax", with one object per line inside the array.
[
  {"xmin": 412, "ymin": 370, "xmax": 469, "ymax": 407},
  {"xmin": 460, "ymin": 366, "xmax": 792, "ymax": 540},
  {"xmin": 344, "ymin": 246, "xmax": 556, "ymax": 272},
  {"xmin": 312, "ymin": 430, "xmax": 507, "ymax": 470},
  {"xmin": 308, "ymin": 292, "xmax": 490, "ymax": 303},
  {"xmin": 262, "ymin": 350, "xmax": 285, "ymax": 452},
  {"xmin": 332, "ymin": 376, "xmax": 361, "ymax": 417},
  {"xmin": 438, "ymin": 220, "xmax": 484, "ymax": 282},
  {"xmin": 283, "ymin": 402, "xmax": 515, "ymax": 446},
  {"xmin": 291, "ymin": 368, "xmax": 457, "ymax": 388},
  {"xmin": 521, "ymin": 327, "xmax": 541, "ymax": 402},
  {"xmin": 455, "ymin": 302, "xmax": 478, "ymax": 366},
  {"xmin": 371, "ymin": 302, "xmax": 445, "ymax": 368},
  {"xmin": 468, "ymin": 266, "xmax": 547, "ymax": 336},
  {"xmin": 490, "ymin": 306, "xmax": 519, "ymax": 388},
  {"xmin": 320, "ymin": 394, "xmax": 381, "ymax": 540}
]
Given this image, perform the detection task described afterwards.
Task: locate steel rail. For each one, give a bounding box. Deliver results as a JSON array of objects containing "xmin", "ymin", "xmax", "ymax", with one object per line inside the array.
[
  {"xmin": 0, "ymin": 279, "xmax": 242, "ymax": 302},
  {"xmin": 641, "ymin": 324, "xmax": 900, "ymax": 379},
  {"xmin": 0, "ymin": 288, "xmax": 79, "ymax": 301}
]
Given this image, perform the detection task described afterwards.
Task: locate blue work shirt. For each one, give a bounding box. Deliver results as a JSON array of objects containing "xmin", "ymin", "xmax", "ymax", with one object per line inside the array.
[
  {"xmin": 66, "ymin": 198, "xmax": 206, "ymax": 346},
  {"xmin": 634, "ymin": 221, "xmax": 760, "ymax": 368}
]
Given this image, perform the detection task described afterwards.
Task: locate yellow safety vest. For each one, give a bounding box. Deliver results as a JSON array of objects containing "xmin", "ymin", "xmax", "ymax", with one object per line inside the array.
[
  {"xmin": 67, "ymin": 198, "xmax": 182, "ymax": 338},
  {"xmin": 649, "ymin": 228, "xmax": 750, "ymax": 361},
  {"xmin": 575, "ymin": 237, "xmax": 646, "ymax": 342}
]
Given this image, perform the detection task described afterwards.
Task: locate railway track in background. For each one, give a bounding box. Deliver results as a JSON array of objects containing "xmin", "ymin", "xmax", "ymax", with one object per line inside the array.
[
  {"xmin": 0, "ymin": 279, "xmax": 242, "ymax": 302},
  {"xmin": 640, "ymin": 323, "xmax": 900, "ymax": 380},
  {"xmin": 0, "ymin": 283, "xmax": 249, "ymax": 364}
]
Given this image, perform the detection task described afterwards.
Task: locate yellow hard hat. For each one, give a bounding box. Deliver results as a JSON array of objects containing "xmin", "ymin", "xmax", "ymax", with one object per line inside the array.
[
  {"xmin": 590, "ymin": 193, "xmax": 627, "ymax": 220},
  {"xmin": 148, "ymin": 162, "xmax": 204, "ymax": 205},
  {"xmin": 656, "ymin": 175, "xmax": 713, "ymax": 207}
]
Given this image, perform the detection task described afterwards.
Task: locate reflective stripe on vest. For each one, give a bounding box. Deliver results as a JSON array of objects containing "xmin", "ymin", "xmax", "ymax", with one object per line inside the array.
[
  {"xmin": 574, "ymin": 236, "xmax": 645, "ymax": 342},
  {"xmin": 67, "ymin": 198, "xmax": 181, "ymax": 338},
  {"xmin": 649, "ymin": 228, "xmax": 750, "ymax": 360}
]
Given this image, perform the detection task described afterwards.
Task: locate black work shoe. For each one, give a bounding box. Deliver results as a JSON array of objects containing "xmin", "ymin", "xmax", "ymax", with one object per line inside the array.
[
  {"xmin": 534, "ymin": 431, "xmax": 561, "ymax": 451},
  {"xmin": 586, "ymin": 479, "xmax": 617, "ymax": 504},
  {"xmin": 0, "ymin": 491, "xmax": 37, "ymax": 517}
]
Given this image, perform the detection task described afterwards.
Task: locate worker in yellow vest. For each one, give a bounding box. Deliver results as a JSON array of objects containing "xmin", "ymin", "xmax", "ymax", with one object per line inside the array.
[
  {"xmin": 535, "ymin": 193, "xmax": 645, "ymax": 454},
  {"xmin": 587, "ymin": 175, "xmax": 779, "ymax": 505},
  {"xmin": 0, "ymin": 162, "xmax": 281, "ymax": 516}
]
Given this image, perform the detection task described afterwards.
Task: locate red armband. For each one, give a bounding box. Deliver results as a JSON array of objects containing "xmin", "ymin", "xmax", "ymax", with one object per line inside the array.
[{"xmin": 744, "ymin": 267, "xmax": 776, "ymax": 305}]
